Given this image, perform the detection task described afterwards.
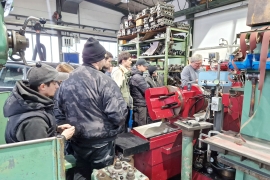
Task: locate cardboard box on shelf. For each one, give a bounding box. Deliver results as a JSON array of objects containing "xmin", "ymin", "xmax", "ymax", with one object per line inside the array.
[{"xmin": 136, "ymin": 19, "xmax": 143, "ymax": 27}]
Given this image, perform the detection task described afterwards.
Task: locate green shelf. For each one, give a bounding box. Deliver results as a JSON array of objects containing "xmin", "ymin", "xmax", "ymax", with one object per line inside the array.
[
  {"xmin": 139, "ymin": 55, "xmax": 185, "ymax": 59},
  {"xmin": 139, "ymin": 37, "xmax": 165, "ymax": 43},
  {"xmin": 118, "ymin": 43, "xmax": 136, "ymax": 47},
  {"xmin": 120, "ymin": 49, "xmax": 137, "ymax": 53},
  {"xmin": 172, "ymin": 38, "xmax": 185, "ymax": 42},
  {"xmin": 170, "ymin": 27, "xmax": 189, "ymax": 33}
]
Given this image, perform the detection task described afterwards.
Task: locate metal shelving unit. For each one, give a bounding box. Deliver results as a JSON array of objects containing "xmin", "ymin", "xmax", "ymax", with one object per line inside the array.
[
  {"xmin": 120, "ymin": 50, "xmax": 137, "ymax": 53},
  {"xmin": 117, "ymin": 26, "xmax": 189, "ymax": 85}
]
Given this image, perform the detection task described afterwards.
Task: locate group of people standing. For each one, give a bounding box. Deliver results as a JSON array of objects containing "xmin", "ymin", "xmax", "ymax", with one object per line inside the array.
[
  {"xmin": 3, "ymin": 37, "xmax": 203, "ymax": 180},
  {"xmin": 3, "ymin": 38, "xmax": 163, "ymax": 180}
]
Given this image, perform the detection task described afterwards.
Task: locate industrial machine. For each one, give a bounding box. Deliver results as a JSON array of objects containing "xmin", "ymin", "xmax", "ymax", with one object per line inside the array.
[
  {"xmin": 127, "ymin": 85, "xmax": 212, "ymax": 180},
  {"xmin": 199, "ymin": 27, "xmax": 270, "ymax": 179}
]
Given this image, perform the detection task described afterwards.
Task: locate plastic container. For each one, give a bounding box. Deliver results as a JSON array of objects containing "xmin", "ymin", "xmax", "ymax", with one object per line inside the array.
[
  {"xmin": 252, "ymin": 53, "xmax": 270, "ymax": 70},
  {"xmin": 228, "ymin": 54, "xmax": 252, "ymax": 70}
]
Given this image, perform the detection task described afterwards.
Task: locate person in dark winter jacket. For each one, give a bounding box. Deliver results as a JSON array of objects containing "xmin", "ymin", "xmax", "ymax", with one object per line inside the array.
[
  {"xmin": 4, "ymin": 63, "xmax": 75, "ymax": 143},
  {"xmin": 54, "ymin": 38, "xmax": 128, "ymax": 180},
  {"xmin": 144, "ymin": 65, "xmax": 163, "ymax": 88},
  {"xmin": 129, "ymin": 59, "xmax": 149, "ymax": 126}
]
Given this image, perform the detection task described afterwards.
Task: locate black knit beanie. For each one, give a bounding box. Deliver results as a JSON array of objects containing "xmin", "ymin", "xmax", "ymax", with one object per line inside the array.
[
  {"xmin": 148, "ymin": 65, "xmax": 157, "ymax": 76},
  {"xmin": 82, "ymin": 38, "xmax": 106, "ymax": 64}
]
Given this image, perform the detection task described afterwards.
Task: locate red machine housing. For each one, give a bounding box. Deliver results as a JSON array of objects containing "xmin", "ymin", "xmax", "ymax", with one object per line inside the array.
[
  {"xmin": 132, "ymin": 85, "xmax": 207, "ymax": 180},
  {"xmin": 145, "ymin": 85, "xmax": 206, "ymax": 122},
  {"xmin": 222, "ymin": 93, "xmax": 243, "ymax": 132}
]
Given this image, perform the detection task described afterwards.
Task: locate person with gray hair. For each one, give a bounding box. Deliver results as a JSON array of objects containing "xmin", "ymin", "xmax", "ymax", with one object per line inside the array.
[{"xmin": 181, "ymin": 54, "xmax": 203, "ymax": 86}]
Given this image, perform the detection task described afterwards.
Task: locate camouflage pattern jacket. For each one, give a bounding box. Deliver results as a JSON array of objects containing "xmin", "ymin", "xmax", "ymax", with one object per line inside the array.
[{"xmin": 54, "ymin": 64, "xmax": 128, "ymax": 143}]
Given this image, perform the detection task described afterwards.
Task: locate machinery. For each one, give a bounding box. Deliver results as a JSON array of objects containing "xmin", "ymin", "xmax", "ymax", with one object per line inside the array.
[
  {"xmin": 124, "ymin": 85, "xmax": 212, "ymax": 180},
  {"xmin": 198, "ymin": 26, "xmax": 270, "ymax": 179},
  {"xmin": 91, "ymin": 159, "xmax": 149, "ymax": 180}
]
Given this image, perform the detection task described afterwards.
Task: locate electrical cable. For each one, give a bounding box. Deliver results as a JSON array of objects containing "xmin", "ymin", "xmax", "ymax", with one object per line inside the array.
[
  {"xmin": 32, "ymin": 33, "xmax": 46, "ymax": 61},
  {"xmin": 188, "ymin": 96, "xmax": 209, "ymax": 117},
  {"xmin": 183, "ymin": 0, "xmax": 187, "ymax": 9},
  {"xmin": 177, "ymin": 0, "xmax": 181, "ymax": 10}
]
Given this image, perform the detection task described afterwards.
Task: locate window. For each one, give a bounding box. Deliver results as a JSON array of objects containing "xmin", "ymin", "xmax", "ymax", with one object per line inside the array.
[
  {"xmin": 51, "ymin": 36, "xmax": 60, "ymax": 62},
  {"xmin": 99, "ymin": 41, "xmax": 117, "ymax": 58},
  {"xmin": 24, "ymin": 33, "xmax": 33, "ymax": 61}
]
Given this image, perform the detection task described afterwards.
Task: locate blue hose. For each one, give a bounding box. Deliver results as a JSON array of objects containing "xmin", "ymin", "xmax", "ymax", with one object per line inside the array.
[{"xmin": 128, "ymin": 109, "xmax": 133, "ymax": 130}]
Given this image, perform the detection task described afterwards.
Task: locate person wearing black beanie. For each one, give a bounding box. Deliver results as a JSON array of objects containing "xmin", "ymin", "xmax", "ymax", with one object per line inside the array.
[
  {"xmin": 148, "ymin": 65, "xmax": 157, "ymax": 76},
  {"xmin": 54, "ymin": 37, "xmax": 128, "ymax": 180},
  {"xmin": 144, "ymin": 65, "xmax": 164, "ymax": 88},
  {"xmin": 82, "ymin": 37, "xmax": 107, "ymax": 70}
]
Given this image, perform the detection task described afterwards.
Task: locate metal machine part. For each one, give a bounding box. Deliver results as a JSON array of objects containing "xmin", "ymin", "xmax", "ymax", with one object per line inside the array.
[
  {"xmin": 91, "ymin": 159, "xmax": 149, "ymax": 180},
  {"xmin": 117, "ymin": 30, "xmax": 122, "ymax": 37},
  {"xmin": 150, "ymin": 7, "xmax": 156, "ymax": 14},
  {"xmin": 145, "ymin": 85, "xmax": 207, "ymax": 121},
  {"xmin": 175, "ymin": 22, "xmax": 190, "ymax": 31},
  {"xmin": 121, "ymin": 29, "xmax": 126, "ymax": 36},
  {"xmin": 245, "ymin": 73, "xmax": 259, "ymax": 117},
  {"xmin": 136, "ymin": 13, "xmax": 142, "ymax": 20},
  {"xmin": 18, "ymin": 16, "xmax": 45, "ymax": 36},
  {"xmin": 143, "ymin": 18, "xmax": 149, "ymax": 24},
  {"xmin": 141, "ymin": 8, "xmax": 150, "ymax": 16},
  {"xmin": 1, "ymin": 1, "xmax": 52, "ymax": 68},
  {"xmin": 141, "ymin": 41, "xmax": 160, "ymax": 56},
  {"xmin": 124, "ymin": 20, "xmax": 129, "ymax": 29},
  {"xmin": 120, "ymin": 23, "xmax": 124, "ymax": 30},
  {"xmin": 128, "ymin": 14, "xmax": 135, "ymax": 21},
  {"xmin": 8, "ymin": 30, "xmax": 29, "ymax": 62},
  {"xmin": 0, "ymin": 2, "xmax": 12, "ymax": 67}
]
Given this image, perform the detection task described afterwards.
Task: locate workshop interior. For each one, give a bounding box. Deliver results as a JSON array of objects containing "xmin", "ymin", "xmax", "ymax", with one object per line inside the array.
[{"xmin": 0, "ymin": 0, "xmax": 269, "ymax": 180}]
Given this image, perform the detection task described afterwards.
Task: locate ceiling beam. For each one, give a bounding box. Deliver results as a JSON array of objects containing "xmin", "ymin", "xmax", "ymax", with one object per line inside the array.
[
  {"xmin": 5, "ymin": 19, "xmax": 117, "ymax": 38},
  {"xmin": 131, "ymin": 0, "xmax": 151, "ymax": 7},
  {"xmin": 174, "ymin": 0, "xmax": 246, "ymax": 17},
  {"xmin": 85, "ymin": 0, "xmax": 129, "ymax": 15}
]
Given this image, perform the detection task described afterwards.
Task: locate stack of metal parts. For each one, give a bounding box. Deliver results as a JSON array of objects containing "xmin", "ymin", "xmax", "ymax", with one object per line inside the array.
[
  {"xmin": 117, "ymin": 14, "xmax": 137, "ymax": 37},
  {"xmin": 168, "ymin": 64, "xmax": 183, "ymax": 72},
  {"xmin": 147, "ymin": 2, "xmax": 175, "ymax": 31},
  {"xmin": 117, "ymin": 2, "xmax": 176, "ymax": 37},
  {"xmin": 141, "ymin": 40, "xmax": 185, "ymax": 56},
  {"xmin": 121, "ymin": 46, "xmax": 136, "ymax": 51},
  {"xmin": 168, "ymin": 64, "xmax": 182, "ymax": 86},
  {"xmin": 172, "ymin": 34, "xmax": 185, "ymax": 40},
  {"xmin": 91, "ymin": 159, "xmax": 149, "ymax": 180}
]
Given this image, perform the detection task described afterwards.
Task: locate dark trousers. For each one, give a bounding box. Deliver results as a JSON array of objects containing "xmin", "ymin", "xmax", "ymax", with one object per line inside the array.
[
  {"xmin": 133, "ymin": 106, "xmax": 148, "ymax": 126},
  {"xmin": 66, "ymin": 141, "xmax": 115, "ymax": 180}
]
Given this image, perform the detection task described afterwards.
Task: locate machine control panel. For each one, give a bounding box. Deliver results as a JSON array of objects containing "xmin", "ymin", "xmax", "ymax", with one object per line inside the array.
[{"xmin": 198, "ymin": 71, "xmax": 232, "ymax": 87}]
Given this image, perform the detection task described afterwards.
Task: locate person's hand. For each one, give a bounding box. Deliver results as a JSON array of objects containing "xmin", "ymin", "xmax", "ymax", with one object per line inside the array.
[
  {"xmin": 57, "ymin": 124, "xmax": 72, "ymax": 133},
  {"xmin": 61, "ymin": 126, "xmax": 75, "ymax": 140}
]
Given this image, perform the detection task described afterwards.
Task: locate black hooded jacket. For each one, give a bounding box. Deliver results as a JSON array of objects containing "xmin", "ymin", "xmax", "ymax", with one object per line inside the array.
[
  {"xmin": 54, "ymin": 64, "xmax": 128, "ymax": 144},
  {"xmin": 129, "ymin": 67, "xmax": 149, "ymax": 107},
  {"xmin": 4, "ymin": 81, "xmax": 56, "ymax": 143}
]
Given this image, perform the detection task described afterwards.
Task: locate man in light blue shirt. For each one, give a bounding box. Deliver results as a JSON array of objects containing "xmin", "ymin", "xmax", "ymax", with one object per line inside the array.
[{"xmin": 181, "ymin": 54, "xmax": 203, "ymax": 86}]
